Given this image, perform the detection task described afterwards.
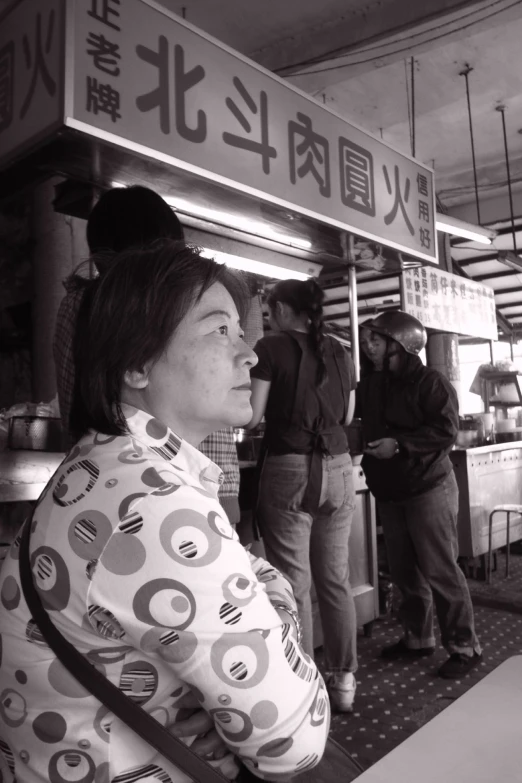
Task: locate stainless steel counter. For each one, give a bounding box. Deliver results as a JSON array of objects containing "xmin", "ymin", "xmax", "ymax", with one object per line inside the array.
[
  {"xmin": 451, "ymin": 441, "xmax": 522, "ymax": 559},
  {"xmin": 453, "ymin": 439, "xmax": 522, "ymax": 455},
  {"xmin": 0, "ymin": 450, "xmax": 64, "ymax": 502}
]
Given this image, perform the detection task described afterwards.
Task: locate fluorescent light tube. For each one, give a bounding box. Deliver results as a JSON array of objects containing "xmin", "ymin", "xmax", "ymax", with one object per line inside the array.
[
  {"xmin": 435, "ymin": 214, "xmax": 496, "ymax": 245},
  {"xmin": 200, "ymin": 248, "xmax": 311, "ymax": 280},
  {"xmin": 164, "ymin": 196, "xmax": 312, "ymax": 250}
]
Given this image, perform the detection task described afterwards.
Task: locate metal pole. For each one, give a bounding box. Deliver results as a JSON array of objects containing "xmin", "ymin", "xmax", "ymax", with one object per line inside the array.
[
  {"xmin": 497, "ymin": 105, "xmax": 517, "ymax": 255},
  {"xmin": 345, "ymin": 235, "xmax": 360, "ymax": 382},
  {"xmin": 411, "ymin": 57, "xmax": 416, "ymax": 158},
  {"xmin": 460, "ymin": 65, "xmax": 482, "ymax": 225}
]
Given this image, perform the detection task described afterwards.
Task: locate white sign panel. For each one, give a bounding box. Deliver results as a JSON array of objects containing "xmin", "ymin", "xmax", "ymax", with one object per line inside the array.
[
  {"xmin": 0, "ymin": 0, "xmax": 64, "ymax": 166},
  {"xmin": 402, "ymin": 267, "xmax": 497, "ymax": 340},
  {"xmin": 68, "ymin": 0, "xmax": 437, "ymax": 263}
]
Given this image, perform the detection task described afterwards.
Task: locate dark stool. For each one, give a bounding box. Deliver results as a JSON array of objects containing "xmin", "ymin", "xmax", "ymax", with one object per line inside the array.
[{"xmin": 488, "ymin": 504, "xmax": 522, "ymax": 583}]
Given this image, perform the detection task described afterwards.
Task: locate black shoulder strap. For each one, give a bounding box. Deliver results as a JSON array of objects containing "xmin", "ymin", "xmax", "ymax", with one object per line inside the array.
[{"xmin": 18, "ymin": 519, "xmax": 229, "ymax": 783}]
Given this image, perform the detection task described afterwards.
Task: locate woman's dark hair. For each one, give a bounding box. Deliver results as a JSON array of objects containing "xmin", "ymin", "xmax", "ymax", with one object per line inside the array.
[
  {"xmin": 86, "ymin": 185, "xmax": 184, "ymax": 255},
  {"xmin": 70, "ymin": 241, "xmax": 249, "ymax": 438},
  {"xmin": 267, "ymin": 278, "xmax": 327, "ymax": 386}
]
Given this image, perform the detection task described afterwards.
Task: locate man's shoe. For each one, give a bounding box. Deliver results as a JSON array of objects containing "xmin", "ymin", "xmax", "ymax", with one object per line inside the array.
[
  {"xmin": 381, "ymin": 639, "xmax": 435, "ymax": 660},
  {"xmin": 438, "ymin": 652, "xmax": 482, "ymax": 679},
  {"xmin": 327, "ymin": 672, "xmax": 356, "ymax": 713}
]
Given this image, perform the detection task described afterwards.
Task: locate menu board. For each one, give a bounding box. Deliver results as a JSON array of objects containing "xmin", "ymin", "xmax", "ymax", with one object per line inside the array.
[{"xmin": 402, "ymin": 266, "xmax": 497, "ymax": 340}]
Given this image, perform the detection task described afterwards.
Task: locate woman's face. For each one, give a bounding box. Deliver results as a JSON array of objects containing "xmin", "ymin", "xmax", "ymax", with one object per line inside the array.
[
  {"xmin": 360, "ymin": 329, "xmax": 388, "ymax": 370},
  {"xmin": 124, "ymin": 282, "xmax": 258, "ymax": 445}
]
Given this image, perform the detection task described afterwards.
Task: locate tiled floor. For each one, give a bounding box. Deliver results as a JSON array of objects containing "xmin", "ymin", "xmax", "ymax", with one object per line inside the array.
[{"xmin": 319, "ymin": 550, "xmax": 522, "ymax": 773}]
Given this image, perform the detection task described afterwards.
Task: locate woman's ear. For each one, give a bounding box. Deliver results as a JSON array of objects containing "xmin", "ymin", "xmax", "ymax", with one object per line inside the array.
[
  {"xmin": 275, "ymin": 300, "xmax": 287, "ymax": 321},
  {"xmin": 123, "ymin": 367, "xmax": 150, "ymax": 389}
]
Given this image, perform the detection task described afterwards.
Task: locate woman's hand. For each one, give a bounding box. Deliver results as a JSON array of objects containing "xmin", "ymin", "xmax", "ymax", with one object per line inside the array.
[
  {"xmin": 168, "ymin": 691, "xmax": 230, "ymax": 764},
  {"xmin": 364, "ymin": 438, "xmax": 399, "ymax": 459}
]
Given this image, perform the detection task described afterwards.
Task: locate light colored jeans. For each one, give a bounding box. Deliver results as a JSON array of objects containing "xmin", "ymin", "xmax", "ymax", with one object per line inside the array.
[
  {"xmin": 378, "ymin": 471, "xmax": 481, "ymax": 656},
  {"xmin": 257, "ymin": 452, "xmax": 358, "ymax": 673}
]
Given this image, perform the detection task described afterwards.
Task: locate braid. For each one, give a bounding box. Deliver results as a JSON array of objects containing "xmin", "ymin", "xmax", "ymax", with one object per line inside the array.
[
  {"xmin": 308, "ymin": 310, "xmax": 328, "ymax": 386},
  {"xmin": 304, "ymin": 279, "xmax": 327, "ymax": 387}
]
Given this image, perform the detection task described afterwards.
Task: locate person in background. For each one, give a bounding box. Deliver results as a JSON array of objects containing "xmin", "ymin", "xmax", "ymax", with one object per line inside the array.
[
  {"xmin": 53, "ymin": 185, "xmax": 185, "ymax": 446},
  {"xmin": 247, "ymin": 278, "xmax": 358, "ymax": 713},
  {"xmin": 357, "ymin": 310, "xmax": 482, "ymax": 679},
  {"xmin": 0, "ymin": 241, "xmax": 329, "ymax": 783},
  {"xmin": 52, "ymin": 184, "xmax": 260, "ymax": 527}
]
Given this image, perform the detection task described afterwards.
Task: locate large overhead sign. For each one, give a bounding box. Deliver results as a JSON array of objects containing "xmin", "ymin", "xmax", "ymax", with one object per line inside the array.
[
  {"xmin": 402, "ymin": 267, "xmax": 497, "ymax": 340},
  {"xmin": 0, "ymin": 0, "xmax": 64, "ymax": 165},
  {"xmin": 1, "ymin": 0, "xmax": 437, "ymax": 264}
]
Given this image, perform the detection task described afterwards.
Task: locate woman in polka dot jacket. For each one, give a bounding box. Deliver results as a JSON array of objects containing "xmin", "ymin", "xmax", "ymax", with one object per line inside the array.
[{"xmin": 0, "ymin": 243, "xmax": 329, "ymax": 783}]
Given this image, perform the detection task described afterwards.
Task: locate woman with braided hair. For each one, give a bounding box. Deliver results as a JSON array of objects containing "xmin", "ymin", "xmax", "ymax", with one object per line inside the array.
[{"xmin": 248, "ymin": 277, "xmax": 359, "ymax": 712}]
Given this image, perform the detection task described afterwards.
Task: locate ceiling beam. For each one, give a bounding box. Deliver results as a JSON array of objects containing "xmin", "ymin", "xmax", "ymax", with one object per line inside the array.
[
  {"xmin": 325, "ymin": 288, "xmax": 399, "ymax": 307},
  {"xmin": 487, "ymin": 286, "xmax": 522, "ymax": 297},
  {"xmin": 472, "ymin": 270, "xmax": 518, "ymax": 282},
  {"xmin": 497, "ymin": 302, "xmax": 522, "ymax": 310},
  {"xmin": 456, "ymin": 253, "xmax": 501, "ymax": 266},
  {"xmin": 320, "ymin": 270, "xmax": 399, "ymax": 288}
]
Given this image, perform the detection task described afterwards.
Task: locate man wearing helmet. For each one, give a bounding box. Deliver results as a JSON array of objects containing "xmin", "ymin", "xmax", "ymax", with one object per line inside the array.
[{"xmin": 357, "ymin": 311, "xmax": 482, "ymax": 679}]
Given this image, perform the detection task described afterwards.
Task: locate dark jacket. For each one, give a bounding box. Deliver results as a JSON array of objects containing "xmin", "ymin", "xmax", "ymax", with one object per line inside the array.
[{"xmin": 356, "ymin": 356, "xmax": 459, "ymax": 502}]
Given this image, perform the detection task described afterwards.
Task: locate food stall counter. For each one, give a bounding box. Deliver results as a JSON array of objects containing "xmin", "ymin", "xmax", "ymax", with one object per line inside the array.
[
  {"xmin": 451, "ymin": 440, "xmax": 522, "ymax": 560},
  {"xmin": 0, "ymin": 450, "xmax": 64, "ymax": 503}
]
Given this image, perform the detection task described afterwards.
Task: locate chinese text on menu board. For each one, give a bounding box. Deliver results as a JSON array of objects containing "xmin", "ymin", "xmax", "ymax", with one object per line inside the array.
[{"xmin": 403, "ymin": 267, "xmax": 497, "ymax": 340}]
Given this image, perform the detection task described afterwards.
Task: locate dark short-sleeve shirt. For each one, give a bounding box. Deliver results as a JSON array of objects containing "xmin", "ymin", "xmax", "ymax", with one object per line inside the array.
[{"xmin": 252, "ymin": 331, "xmax": 356, "ymax": 455}]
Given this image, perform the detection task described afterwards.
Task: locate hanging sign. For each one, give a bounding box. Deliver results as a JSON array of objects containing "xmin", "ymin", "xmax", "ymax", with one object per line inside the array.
[
  {"xmin": 66, "ymin": 0, "xmax": 436, "ymax": 264},
  {"xmin": 0, "ymin": 0, "xmax": 64, "ymax": 166},
  {"xmin": 402, "ymin": 266, "xmax": 497, "ymax": 340},
  {"xmin": 0, "ymin": 0, "xmax": 437, "ymax": 265}
]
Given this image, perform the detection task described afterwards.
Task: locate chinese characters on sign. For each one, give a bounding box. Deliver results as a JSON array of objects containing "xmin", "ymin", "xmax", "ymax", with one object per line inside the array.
[
  {"xmin": 289, "ymin": 113, "xmax": 330, "ymax": 197},
  {"xmin": 20, "ymin": 9, "xmax": 57, "ymax": 119},
  {"xmin": 223, "ymin": 77, "xmax": 277, "ymax": 174},
  {"xmin": 136, "ymin": 39, "xmax": 207, "ymax": 141},
  {"xmin": 0, "ymin": 0, "xmax": 63, "ymax": 166},
  {"xmin": 402, "ymin": 267, "xmax": 497, "ymax": 340},
  {"xmin": 86, "ymin": 0, "xmax": 122, "ymax": 123},
  {"xmin": 383, "ymin": 164, "xmax": 413, "ymax": 235},
  {"xmin": 339, "ymin": 139, "xmax": 375, "ymax": 216},
  {"xmin": 68, "ymin": 0, "xmax": 437, "ymax": 262}
]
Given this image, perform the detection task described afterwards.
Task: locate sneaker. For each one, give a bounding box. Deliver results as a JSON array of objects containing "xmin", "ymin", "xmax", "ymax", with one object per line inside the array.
[
  {"xmin": 380, "ymin": 639, "xmax": 435, "ymax": 660},
  {"xmin": 438, "ymin": 652, "xmax": 482, "ymax": 679},
  {"xmin": 327, "ymin": 672, "xmax": 356, "ymax": 713}
]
